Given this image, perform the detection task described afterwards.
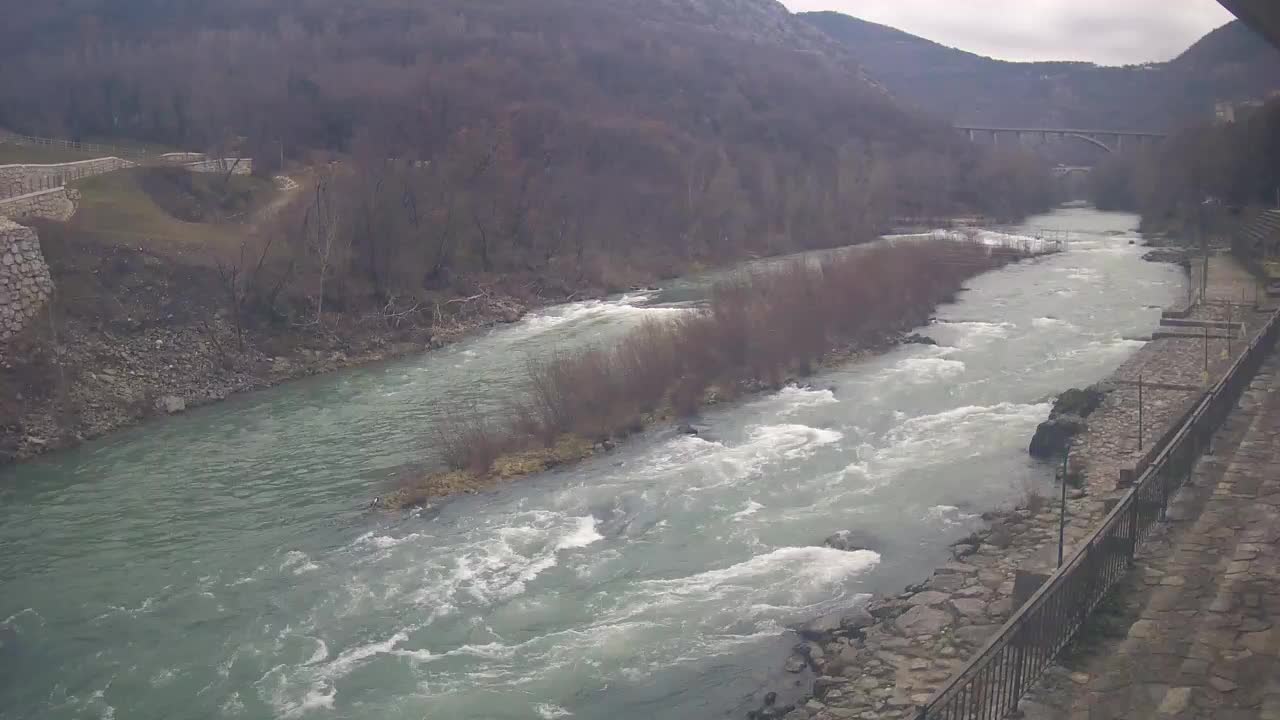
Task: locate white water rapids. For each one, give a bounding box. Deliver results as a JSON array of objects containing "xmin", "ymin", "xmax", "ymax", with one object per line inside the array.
[{"xmin": 0, "ymin": 209, "xmax": 1185, "ymax": 720}]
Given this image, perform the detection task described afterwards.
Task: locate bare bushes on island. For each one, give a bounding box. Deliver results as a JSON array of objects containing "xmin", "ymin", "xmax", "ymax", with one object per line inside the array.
[{"xmin": 400, "ymin": 240, "xmax": 1032, "ymax": 504}]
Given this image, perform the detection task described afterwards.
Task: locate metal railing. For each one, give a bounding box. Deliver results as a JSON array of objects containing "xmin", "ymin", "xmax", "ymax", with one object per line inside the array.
[
  {"xmin": 918, "ymin": 305, "xmax": 1280, "ymax": 720},
  {"xmin": 1, "ymin": 132, "xmax": 153, "ymax": 159}
]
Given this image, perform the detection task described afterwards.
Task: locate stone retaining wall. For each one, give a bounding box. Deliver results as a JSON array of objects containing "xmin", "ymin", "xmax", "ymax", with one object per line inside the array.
[
  {"xmin": 185, "ymin": 158, "xmax": 253, "ymax": 175},
  {"xmin": 0, "ymin": 157, "xmax": 132, "ymax": 199},
  {"xmin": 0, "ymin": 187, "xmax": 76, "ymax": 221},
  {"xmin": 0, "ymin": 217, "xmax": 53, "ymax": 343},
  {"xmin": 160, "ymin": 152, "xmax": 207, "ymax": 163}
]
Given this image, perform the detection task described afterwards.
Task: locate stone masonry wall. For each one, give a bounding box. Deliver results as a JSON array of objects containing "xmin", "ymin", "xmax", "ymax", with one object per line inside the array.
[
  {"xmin": 0, "ymin": 157, "xmax": 132, "ymax": 199},
  {"xmin": 0, "ymin": 187, "xmax": 77, "ymax": 222},
  {"xmin": 0, "ymin": 217, "xmax": 53, "ymax": 343},
  {"xmin": 185, "ymin": 157, "xmax": 254, "ymax": 175}
]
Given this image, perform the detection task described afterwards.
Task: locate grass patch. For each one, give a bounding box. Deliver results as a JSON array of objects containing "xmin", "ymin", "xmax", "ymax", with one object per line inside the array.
[
  {"xmin": 137, "ymin": 166, "xmax": 270, "ymax": 222},
  {"xmin": 385, "ymin": 435, "xmax": 595, "ymax": 509},
  {"xmin": 66, "ymin": 168, "xmax": 275, "ymax": 264}
]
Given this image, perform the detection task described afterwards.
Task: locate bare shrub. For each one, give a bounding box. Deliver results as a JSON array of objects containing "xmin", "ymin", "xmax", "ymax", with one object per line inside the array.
[
  {"xmin": 1025, "ymin": 487, "xmax": 1049, "ymax": 515},
  {"xmin": 434, "ymin": 408, "xmax": 504, "ymax": 474},
  {"xmin": 432, "ymin": 238, "xmax": 1030, "ymax": 472}
]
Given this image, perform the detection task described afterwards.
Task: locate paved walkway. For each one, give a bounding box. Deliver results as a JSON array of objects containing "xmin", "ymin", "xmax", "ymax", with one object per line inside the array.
[
  {"xmin": 1022, "ymin": 351, "xmax": 1280, "ymax": 720},
  {"xmin": 1192, "ymin": 254, "xmax": 1262, "ymax": 309},
  {"xmin": 1066, "ymin": 253, "xmax": 1269, "ymax": 539}
]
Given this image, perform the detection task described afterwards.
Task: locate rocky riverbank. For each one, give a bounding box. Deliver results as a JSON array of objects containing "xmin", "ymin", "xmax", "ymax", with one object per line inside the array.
[
  {"xmin": 751, "ymin": 254, "xmax": 1269, "ymax": 720},
  {"xmin": 0, "ymin": 289, "xmax": 539, "ymax": 465}
]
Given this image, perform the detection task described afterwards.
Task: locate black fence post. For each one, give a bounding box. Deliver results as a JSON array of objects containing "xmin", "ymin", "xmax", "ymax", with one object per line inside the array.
[{"xmin": 1127, "ymin": 498, "xmax": 1139, "ymax": 563}]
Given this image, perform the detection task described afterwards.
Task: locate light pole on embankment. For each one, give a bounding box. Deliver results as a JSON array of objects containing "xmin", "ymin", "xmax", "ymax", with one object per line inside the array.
[
  {"xmin": 1138, "ymin": 374, "xmax": 1144, "ymax": 453},
  {"xmin": 1059, "ymin": 441, "xmax": 1071, "ymax": 568}
]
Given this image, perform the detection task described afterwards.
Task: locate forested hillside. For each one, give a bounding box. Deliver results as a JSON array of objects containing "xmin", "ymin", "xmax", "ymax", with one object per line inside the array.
[
  {"xmin": 1086, "ymin": 98, "xmax": 1280, "ymax": 232},
  {"xmin": 1, "ymin": 0, "xmax": 1062, "ymax": 461},
  {"xmin": 0, "ymin": 0, "xmax": 1054, "ymax": 308},
  {"xmin": 804, "ymin": 13, "xmax": 1280, "ymax": 131}
]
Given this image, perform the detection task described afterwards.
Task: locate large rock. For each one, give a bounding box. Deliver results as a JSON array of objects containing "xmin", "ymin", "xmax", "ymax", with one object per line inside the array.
[
  {"xmin": 1052, "ymin": 386, "xmax": 1107, "ymax": 418},
  {"xmin": 1028, "ymin": 415, "xmax": 1084, "ymax": 459},
  {"xmin": 906, "ymin": 591, "xmax": 951, "ymax": 607},
  {"xmin": 798, "ymin": 612, "xmax": 844, "ymax": 640},
  {"xmin": 954, "ymin": 624, "xmax": 1000, "ymax": 647},
  {"xmin": 1029, "ymin": 385, "xmax": 1111, "ymax": 459},
  {"xmin": 839, "ymin": 607, "xmax": 875, "ymax": 633},
  {"xmin": 156, "ymin": 395, "xmax": 187, "ymax": 414},
  {"xmin": 894, "ymin": 605, "xmax": 951, "ymax": 637}
]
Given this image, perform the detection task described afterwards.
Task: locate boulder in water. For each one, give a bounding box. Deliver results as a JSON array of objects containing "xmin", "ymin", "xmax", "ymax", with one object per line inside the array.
[
  {"xmin": 1028, "ymin": 385, "xmax": 1110, "ymax": 459},
  {"xmin": 823, "ymin": 529, "xmax": 880, "ymax": 552},
  {"xmin": 902, "ymin": 333, "xmax": 939, "ymax": 346}
]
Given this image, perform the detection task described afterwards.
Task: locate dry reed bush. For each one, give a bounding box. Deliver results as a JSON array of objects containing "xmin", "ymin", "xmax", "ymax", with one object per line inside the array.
[
  {"xmin": 432, "ymin": 239, "xmax": 1027, "ymax": 472},
  {"xmin": 434, "ymin": 409, "xmax": 505, "ymax": 474}
]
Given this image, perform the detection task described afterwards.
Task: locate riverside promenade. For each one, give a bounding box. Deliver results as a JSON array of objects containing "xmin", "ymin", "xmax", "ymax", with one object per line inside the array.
[
  {"xmin": 761, "ymin": 252, "xmax": 1275, "ymax": 720},
  {"xmin": 1021, "ymin": 350, "xmax": 1280, "ymax": 720}
]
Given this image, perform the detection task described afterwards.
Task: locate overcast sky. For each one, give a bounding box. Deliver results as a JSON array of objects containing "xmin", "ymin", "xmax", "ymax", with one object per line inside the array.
[{"xmin": 780, "ymin": 0, "xmax": 1237, "ymax": 65}]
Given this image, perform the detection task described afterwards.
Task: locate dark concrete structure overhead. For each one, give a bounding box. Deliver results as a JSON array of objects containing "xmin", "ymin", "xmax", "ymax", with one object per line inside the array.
[{"xmin": 1219, "ymin": 0, "xmax": 1280, "ymax": 50}]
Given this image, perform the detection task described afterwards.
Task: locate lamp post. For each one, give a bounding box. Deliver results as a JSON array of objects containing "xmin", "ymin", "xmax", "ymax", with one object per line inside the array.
[
  {"xmin": 1059, "ymin": 441, "xmax": 1071, "ymax": 568},
  {"xmin": 1138, "ymin": 374, "xmax": 1144, "ymax": 453}
]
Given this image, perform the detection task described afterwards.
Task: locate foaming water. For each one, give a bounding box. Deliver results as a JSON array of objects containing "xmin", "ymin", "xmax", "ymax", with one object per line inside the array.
[{"xmin": 0, "ymin": 209, "xmax": 1185, "ymax": 720}]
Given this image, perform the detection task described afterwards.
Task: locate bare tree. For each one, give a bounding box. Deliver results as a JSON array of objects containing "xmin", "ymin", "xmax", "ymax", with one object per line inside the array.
[{"xmin": 301, "ymin": 171, "xmax": 343, "ymax": 326}]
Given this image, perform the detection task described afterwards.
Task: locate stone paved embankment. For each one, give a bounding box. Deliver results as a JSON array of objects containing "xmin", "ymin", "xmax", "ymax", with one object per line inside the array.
[
  {"xmin": 754, "ymin": 254, "xmax": 1270, "ymax": 720},
  {"xmin": 1020, "ymin": 348, "xmax": 1280, "ymax": 719}
]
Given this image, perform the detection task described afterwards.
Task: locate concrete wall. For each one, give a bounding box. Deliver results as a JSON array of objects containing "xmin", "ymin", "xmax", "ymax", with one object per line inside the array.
[
  {"xmin": 0, "ymin": 157, "xmax": 132, "ymax": 199},
  {"xmin": 0, "ymin": 217, "xmax": 53, "ymax": 343},
  {"xmin": 0, "ymin": 187, "xmax": 76, "ymax": 222},
  {"xmin": 185, "ymin": 157, "xmax": 254, "ymax": 175}
]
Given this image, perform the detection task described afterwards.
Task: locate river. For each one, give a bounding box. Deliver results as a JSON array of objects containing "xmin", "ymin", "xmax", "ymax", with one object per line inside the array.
[{"xmin": 0, "ymin": 209, "xmax": 1184, "ymax": 720}]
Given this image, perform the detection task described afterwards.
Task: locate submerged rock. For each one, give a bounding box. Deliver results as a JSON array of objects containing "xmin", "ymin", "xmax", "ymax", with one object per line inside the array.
[
  {"xmin": 822, "ymin": 529, "xmax": 880, "ymax": 552},
  {"xmin": 902, "ymin": 333, "xmax": 938, "ymax": 346}
]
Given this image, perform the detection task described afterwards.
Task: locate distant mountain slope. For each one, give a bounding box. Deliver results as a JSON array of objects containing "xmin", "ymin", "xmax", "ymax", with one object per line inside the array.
[
  {"xmin": 0, "ymin": 0, "xmax": 1060, "ymax": 289},
  {"xmin": 802, "ymin": 13, "xmax": 1280, "ymax": 131}
]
